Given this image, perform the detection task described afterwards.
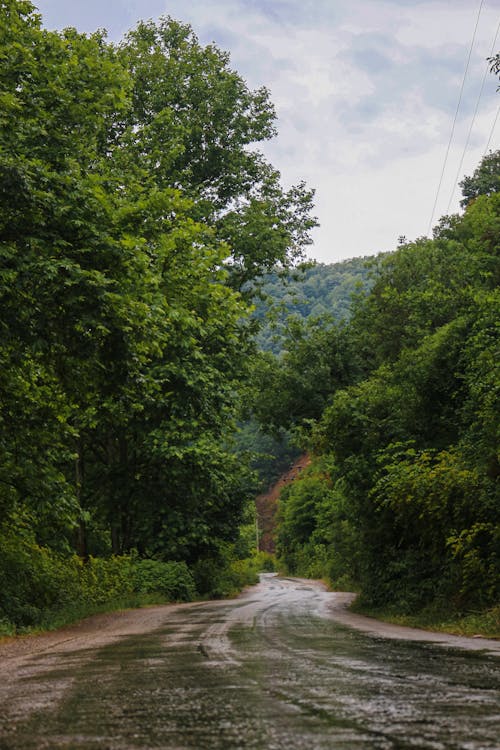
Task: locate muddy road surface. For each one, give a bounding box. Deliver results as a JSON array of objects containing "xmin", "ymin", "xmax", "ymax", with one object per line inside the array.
[{"xmin": 1, "ymin": 574, "xmax": 499, "ymax": 749}]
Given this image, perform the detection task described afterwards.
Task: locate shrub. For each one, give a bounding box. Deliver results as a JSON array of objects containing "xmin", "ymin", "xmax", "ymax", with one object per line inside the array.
[
  {"xmin": 192, "ymin": 546, "xmax": 276, "ymax": 599},
  {"xmin": 132, "ymin": 559, "xmax": 196, "ymax": 601},
  {"xmin": 0, "ymin": 532, "xmax": 199, "ymax": 633}
]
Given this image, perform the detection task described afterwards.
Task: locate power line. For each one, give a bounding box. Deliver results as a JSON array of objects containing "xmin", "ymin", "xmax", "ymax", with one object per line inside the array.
[
  {"xmin": 446, "ymin": 18, "xmax": 500, "ymax": 214},
  {"xmin": 427, "ymin": 0, "xmax": 484, "ymax": 235},
  {"xmin": 483, "ymin": 101, "xmax": 500, "ymax": 154}
]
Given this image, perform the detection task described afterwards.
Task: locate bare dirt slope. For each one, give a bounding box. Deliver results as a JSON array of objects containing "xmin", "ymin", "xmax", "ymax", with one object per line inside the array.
[{"xmin": 255, "ymin": 454, "xmax": 311, "ymax": 552}]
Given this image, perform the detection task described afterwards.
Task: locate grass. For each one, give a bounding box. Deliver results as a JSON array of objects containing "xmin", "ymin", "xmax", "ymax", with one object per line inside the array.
[
  {"xmin": 351, "ymin": 601, "xmax": 500, "ymax": 639},
  {"xmin": 0, "ymin": 592, "xmax": 175, "ymax": 640},
  {"xmin": 0, "ymin": 553, "xmax": 277, "ymax": 640}
]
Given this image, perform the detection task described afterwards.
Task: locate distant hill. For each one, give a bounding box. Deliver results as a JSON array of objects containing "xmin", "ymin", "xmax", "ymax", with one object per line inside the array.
[
  {"xmin": 251, "ymin": 256, "xmax": 374, "ymax": 353},
  {"xmin": 237, "ymin": 256, "xmax": 376, "ymax": 495}
]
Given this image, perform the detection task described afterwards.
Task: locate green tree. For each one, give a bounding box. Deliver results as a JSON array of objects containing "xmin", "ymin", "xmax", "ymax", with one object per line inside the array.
[
  {"xmin": 459, "ymin": 150, "xmax": 500, "ymax": 208},
  {"xmin": 251, "ymin": 317, "xmax": 357, "ymax": 436},
  {"xmin": 0, "ymin": 0, "xmax": 132, "ymax": 550},
  {"xmin": 268, "ymin": 172, "xmax": 499, "ymax": 616},
  {"xmin": 1, "ymin": 2, "xmax": 317, "ymax": 591},
  {"xmin": 118, "ymin": 17, "xmax": 317, "ymax": 290}
]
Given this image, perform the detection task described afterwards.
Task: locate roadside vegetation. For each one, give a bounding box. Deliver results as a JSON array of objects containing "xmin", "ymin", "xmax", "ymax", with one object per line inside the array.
[
  {"xmin": 350, "ymin": 600, "xmax": 500, "ymax": 640},
  {"xmin": 256, "ymin": 150, "xmax": 500, "ymax": 636},
  {"xmin": 0, "ymin": 2, "xmax": 309, "ymax": 634},
  {"xmin": 0, "ymin": 542, "xmax": 275, "ymax": 637}
]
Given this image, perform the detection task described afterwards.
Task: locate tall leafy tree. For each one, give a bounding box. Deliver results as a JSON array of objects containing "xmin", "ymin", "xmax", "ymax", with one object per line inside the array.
[
  {"xmin": 460, "ymin": 150, "xmax": 500, "ymax": 208},
  {"xmin": 264, "ymin": 155, "xmax": 499, "ymax": 614},
  {"xmin": 0, "ymin": 2, "xmax": 317, "ymax": 572},
  {"xmin": 0, "ymin": 0, "xmax": 131, "ymax": 548},
  {"xmin": 117, "ymin": 18, "xmax": 317, "ymax": 290}
]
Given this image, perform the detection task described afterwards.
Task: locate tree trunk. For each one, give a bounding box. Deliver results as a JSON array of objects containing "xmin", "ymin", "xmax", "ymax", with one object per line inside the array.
[{"xmin": 75, "ymin": 440, "xmax": 88, "ymax": 560}]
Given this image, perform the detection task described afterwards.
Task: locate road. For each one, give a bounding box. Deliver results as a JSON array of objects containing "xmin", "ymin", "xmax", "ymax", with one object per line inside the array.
[{"xmin": 0, "ymin": 574, "xmax": 499, "ymax": 749}]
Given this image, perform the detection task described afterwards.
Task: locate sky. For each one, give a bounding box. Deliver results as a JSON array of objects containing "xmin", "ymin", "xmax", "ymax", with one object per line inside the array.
[{"xmin": 34, "ymin": 0, "xmax": 500, "ymax": 263}]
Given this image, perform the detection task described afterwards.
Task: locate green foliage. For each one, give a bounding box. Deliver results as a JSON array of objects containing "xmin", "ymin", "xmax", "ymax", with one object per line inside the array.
[
  {"xmin": 0, "ymin": 3, "xmax": 316, "ymax": 628},
  {"xmin": 367, "ymin": 446, "xmax": 498, "ymax": 610},
  {"xmin": 251, "ymin": 258, "xmax": 373, "ymax": 353},
  {"xmin": 266, "ymin": 151, "xmax": 500, "ymax": 618},
  {"xmin": 117, "ymin": 16, "xmax": 317, "ymax": 291},
  {"xmin": 191, "ymin": 544, "xmax": 275, "ymax": 599},
  {"xmin": 2, "ymin": 4, "xmax": 497, "ymax": 632},
  {"xmin": 225, "ymin": 552, "xmax": 276, "ymax": 593},
  {"xmin": 251, "ymin": 318, "xmax": 358, "ymax": 436},
  {"xmin": 0, "ymin": 525, "xmax": 198, "ymax": 632},
  {"xmin": 460, "ymin": 149, "xmax": 500, "ymax": 207},
  {"xmin": 276, "ymin": 459, "xmax": 359, "ymax": 588},
  {"xmin": 132, "ymin": 560, "xmax": 196, "ymax": 601},
  {"xmin": 232, "ymin": 419, "xmax": 300, "ymax": 490}
]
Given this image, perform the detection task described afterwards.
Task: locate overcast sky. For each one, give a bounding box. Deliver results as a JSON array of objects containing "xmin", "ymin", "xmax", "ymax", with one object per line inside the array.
[{"xmin": 34, "ymin": 0, "xmax": 499, "ymax": 263}]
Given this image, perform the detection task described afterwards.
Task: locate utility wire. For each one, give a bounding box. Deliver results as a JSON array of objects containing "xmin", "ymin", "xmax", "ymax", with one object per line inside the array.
[
  {"xmin": 427, "ymin": 0, "xmax": 484, "ymax": 235},
  {"xmin": 483, "ymin": 101, "xmax": 500, "ymax": 154},
  {"xmin": 446, "ymin": 18, "xmax": 500, "ymax": 214}
]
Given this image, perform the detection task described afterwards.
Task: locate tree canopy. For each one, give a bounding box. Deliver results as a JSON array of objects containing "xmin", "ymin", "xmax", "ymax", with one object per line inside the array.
[
  {"xmin": 2, "ymin": 0, "xmax": 497, "ymax": 631},
  {"xmin": 459, "ymin": 149, "xmax": 500, "ymax": 207},
  {"xmin": 258, "ymin": 151, "xmax": 500, "ymax": 616},
  {"xmin": 0, "ymin": 1, "xmax": 316, "ymax": 626}
]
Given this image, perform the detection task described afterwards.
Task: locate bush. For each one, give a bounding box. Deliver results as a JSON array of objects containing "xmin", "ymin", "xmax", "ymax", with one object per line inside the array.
[
  {"xmin": 0, "ymin": 532, "xmax": 272, "ymax": 635},
  {"xmin": 0, "ymin": 532, "xmax": 199, "ymax": 633},
  {"xmin": 0, "ymin": 534, "xmax": 80, "ymax": 628},
  {"xmin": 132, "ymin": 559, "xmax": 196, "ymax": 601},
  {"xmin": 193, "ymin": 547, "xmax": 276, "ymax": 599},
  {"xmin": 253, "ymin": 550, "xmax": 276, "ymax": 572},
  {"xmin": 79, "ymin": 556, "xmax": 134, "ymax": 605}
]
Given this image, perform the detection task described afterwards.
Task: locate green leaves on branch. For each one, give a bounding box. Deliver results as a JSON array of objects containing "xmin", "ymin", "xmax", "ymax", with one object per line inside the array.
[
  {"xmin": 265, "ymin": 151, "xmax": 500, "ymax": 614},
  {"xmin": 0, "ymin": 0, "xmax": 316, "ymax": 602}
]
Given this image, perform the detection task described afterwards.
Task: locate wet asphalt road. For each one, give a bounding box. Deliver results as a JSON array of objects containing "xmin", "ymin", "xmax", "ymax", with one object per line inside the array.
[{"xmin": 0, "ymin": 575, "xmax": 499, "ymax": 749}]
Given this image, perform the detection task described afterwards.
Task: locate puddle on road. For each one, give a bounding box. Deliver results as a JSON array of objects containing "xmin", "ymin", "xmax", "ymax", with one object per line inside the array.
[{"xmin": 1, "ymin": 602, "xmax": 499, "ymax": 749}]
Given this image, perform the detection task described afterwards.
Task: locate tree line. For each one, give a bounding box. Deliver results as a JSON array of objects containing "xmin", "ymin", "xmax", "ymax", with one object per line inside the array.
[
  {"xmin": 0, "ymin": 1, "xmax": 315, "ymax": 628},
  {"xmin": 250, "ymin": 257, "xmax": 373, "ymax": 353},
  {"xmin": 257, "ymin": 150, "xmax": 499, "ymax": 616}
]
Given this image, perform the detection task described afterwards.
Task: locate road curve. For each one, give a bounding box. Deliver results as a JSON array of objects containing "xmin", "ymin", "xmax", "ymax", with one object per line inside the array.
[{"xmin": 0, "ymin": 574, "xmax": 499, "ymax": 749}]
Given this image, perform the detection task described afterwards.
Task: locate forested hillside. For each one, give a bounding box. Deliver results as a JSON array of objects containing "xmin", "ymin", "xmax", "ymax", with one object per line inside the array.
[
  {"xmin": 252, "ymin": 257, "xmax": 373, "ymax": 353},
  {"xmin": 255, "ymin": 150, "xmax": 500, "ymax": 620},
  {"xmin": 234, "ymin": 257, "xmax": 373, "ymax": 493},
  {"xmin": 0, "ymin": 1, "xmax": 315, "ymax": 631}
]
